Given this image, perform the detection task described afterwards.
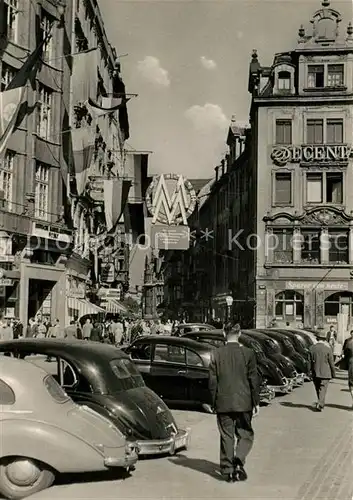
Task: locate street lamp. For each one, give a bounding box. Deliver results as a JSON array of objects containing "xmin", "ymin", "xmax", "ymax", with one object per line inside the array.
[{"xmin": 225, "ymin": 295, "xmax": 233, "ymax": 322}]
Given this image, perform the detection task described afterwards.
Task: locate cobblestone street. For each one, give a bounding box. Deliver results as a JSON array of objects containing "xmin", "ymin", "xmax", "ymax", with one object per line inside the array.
[{"xmin": 27, "ymin": 372, "xmax": 353, "ymax": 500}]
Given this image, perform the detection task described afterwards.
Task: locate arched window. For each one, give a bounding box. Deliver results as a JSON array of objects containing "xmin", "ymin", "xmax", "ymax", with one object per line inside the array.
[
  {"xmin": 324, "ymin": 292, "xmax": 353, "ymax": 317},
  {"xmin": 278, "ymin": 71, "xmax": 291, "ymax": 90},
  {"xmin": 275, "ymin": 291, "xmax": 303, "ymax": 320}
]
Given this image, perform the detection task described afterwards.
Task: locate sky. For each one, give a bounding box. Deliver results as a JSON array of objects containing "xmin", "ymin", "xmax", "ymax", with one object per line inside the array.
[{"xmin": 99, "ymin": 0, "xmax": 352, "ymax": 179}]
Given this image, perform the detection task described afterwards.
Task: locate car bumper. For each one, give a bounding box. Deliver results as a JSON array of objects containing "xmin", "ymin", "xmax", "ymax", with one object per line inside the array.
[
  {"xmin": 104, "ymin": 447, "xmax": 139, "ymax": 469},
  {"xmin": 268, "ymin": 377, "xmax": 294, "ymax": 394},
  {"xmin": 294, "ymin": 373, "xmax": 305, "ymax": 386},
  {"xmin": 260, "ymin": 387, "xmax": 276, "ymax": 404},
  {"xmin": 136, "ymin": 428, "xmax": 190, "ymax": 456}
]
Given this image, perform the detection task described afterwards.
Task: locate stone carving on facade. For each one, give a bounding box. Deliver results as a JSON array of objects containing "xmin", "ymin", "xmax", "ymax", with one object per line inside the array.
[{"xmin": 264, "ymin": 207, "xmax": 353, "ymax": 227}]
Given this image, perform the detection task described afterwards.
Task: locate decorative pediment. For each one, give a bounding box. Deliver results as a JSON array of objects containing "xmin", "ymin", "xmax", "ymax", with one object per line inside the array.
[
  {"xmin": 263, "ymin": 212, "xmax": 296, "ymax": 224},
  {"xmin": 264, "ymin": 207, "xmax": 353, "ymax": 226},
  {"xmin": 298, "ymin": 207, "xmax": 353, "ymax": 226}
]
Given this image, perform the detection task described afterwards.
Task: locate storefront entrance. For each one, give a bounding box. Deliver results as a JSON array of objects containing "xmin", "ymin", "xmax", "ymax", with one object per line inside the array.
[
  {"xmin": 324, "ymin": 292, "xmax": 353, "ymax": 325},
  {"xmin": 275, "ymin": 291, "xmax": 304, "ymax": 325}
]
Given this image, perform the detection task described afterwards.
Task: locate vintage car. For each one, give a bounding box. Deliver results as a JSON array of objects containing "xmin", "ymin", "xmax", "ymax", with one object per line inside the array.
[
  {"xmin": 258, "ymin": 329, "xmax": 310, "ymax": 378},
  {"xmin": 182, "ymin": 329, "xmax": 292, "ymax": 394},
  {"xmin": 243, "ymin": 330, "xmax": 303, "ymax": 386},
  {"xmin": 271, "ymin": 328, "xmax": 315, "ymax": 353},
  {"xmin": 124, "ymin": 335, "xmax": 275, "ymax": 409},
  {"xmin": 0, "ymin": 339, "xmax": 189, "ymax": 457},
  {"xmin": 0, "ymin": 356, "xmax": 138, "ymax": 500},
  {"xmin": 172, "ymin": 323, "xmax": 214, "ymax": 337}
]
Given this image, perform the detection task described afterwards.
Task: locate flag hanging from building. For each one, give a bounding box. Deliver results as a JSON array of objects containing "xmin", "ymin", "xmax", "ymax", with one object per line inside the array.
[
  {"xmin": 71, "ymin": 126, "xmax": 95, "ymax": 195},
  {"xmin": 0, "ymin": 25, "xmax": 53, "ymax": 156},
  {"xmin": 124, "ymin": 152, "xmax": 149, "ymax": 202},
  {"xmin": 0, "ymin": 87, "xmax": 25, "ymax": 157},
  {"xmin": 103, "ymin": 178, "xmax": 132, "ymax": 232},
  {"xmin": 85, "ymin": 96, "xmax": 130, "ymax": 118},
  {"xmin": 71, "ymin": 48, "xmax": 98, "ymax": 105},
  {"xmin": 124, "ymin": 202, "xmax": 145, "ymax": 244}
]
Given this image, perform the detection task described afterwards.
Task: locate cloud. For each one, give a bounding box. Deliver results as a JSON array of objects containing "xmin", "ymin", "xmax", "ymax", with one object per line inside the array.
[
  {"xmin": 200, "ymin": 56, "xmax": 217, "ymax": 70},
  {"xmin": 137, "ymin": 56, "xmax": 170, "ymax": 87},
  {"xmin": 185, "ymin": 103, "xmax": 228, "ymax": 134}
]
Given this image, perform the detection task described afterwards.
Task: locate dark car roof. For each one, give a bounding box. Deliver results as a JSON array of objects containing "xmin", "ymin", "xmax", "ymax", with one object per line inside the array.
[
  {"xmin": 243, "ymin": 330, "xmax": 275, "ymax": 342},
  {"xmin": 0, "ymin": 339, "xmax": 129, "ymax": 394},
  {"xmin": 133, "ymin": 335, "xmax": 213, "ymax": 354},
  {"xmin": 182, "ymin": 329, "xmax": 224, "ymax": 338}
]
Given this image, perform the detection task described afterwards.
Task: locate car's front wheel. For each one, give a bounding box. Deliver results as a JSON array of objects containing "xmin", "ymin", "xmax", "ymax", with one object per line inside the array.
[{"xmin": 0, "ymin": 457, "xmax": 55, "ymax": 499}]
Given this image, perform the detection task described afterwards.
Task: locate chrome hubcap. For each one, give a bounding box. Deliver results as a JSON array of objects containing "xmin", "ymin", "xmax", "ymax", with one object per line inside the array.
[{"xmin": 6, "ymin": 459, "xmax": 41, "ymax": 486}]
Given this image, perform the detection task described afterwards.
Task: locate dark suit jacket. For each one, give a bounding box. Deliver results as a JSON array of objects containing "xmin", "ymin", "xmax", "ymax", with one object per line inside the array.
[
  {"xmin": 209, "ymin": 342, "xmax": 260, "ymax": 413},
  {"xmin": 310, "ymin": 341, "xmax": 336, "ymax": 379}
]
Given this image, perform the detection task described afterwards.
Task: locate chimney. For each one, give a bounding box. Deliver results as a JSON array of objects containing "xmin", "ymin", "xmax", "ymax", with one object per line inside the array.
[
  {"xmin": 215, "ymin": 166, "xmax": 219, "ymax": 181},
  {"xmin": 221, "ymin": 159, "xmax": 225, "ymax": 176}
]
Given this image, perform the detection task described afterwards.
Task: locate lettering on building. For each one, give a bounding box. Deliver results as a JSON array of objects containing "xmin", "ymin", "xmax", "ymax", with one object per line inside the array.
[{"xmin": 271, "ymin": 145, "xmax": 353, "ymax": 166}]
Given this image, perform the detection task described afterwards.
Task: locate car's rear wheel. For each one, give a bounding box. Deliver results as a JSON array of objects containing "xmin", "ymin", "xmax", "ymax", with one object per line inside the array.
[{"xmin": 0, "ymin": 457, "xmax": 55, "ymax": 499}]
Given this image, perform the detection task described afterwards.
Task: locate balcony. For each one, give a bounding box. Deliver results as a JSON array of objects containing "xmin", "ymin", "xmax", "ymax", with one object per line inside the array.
[{"xmin": 0, "ymin": 202, "xmax": 31, "ymax": 235}]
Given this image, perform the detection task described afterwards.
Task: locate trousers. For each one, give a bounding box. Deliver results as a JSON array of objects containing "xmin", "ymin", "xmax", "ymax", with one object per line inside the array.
[
  {"xmin": 313, "ymin": 377, "xmax": 330, "ymax": 408},
  {"xmin": 216, "ymin": 411, "xmax": 254, "ymax": 474}
]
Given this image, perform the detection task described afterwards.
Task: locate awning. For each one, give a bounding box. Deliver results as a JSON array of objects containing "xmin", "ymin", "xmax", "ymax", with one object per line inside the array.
[
  {"xmin": 77, "ymin": 298, "xmax": 105, "ymax": 314},
  {"xmin": 101, "ymin": 298, "xmax": 128, "ymax": 314}
]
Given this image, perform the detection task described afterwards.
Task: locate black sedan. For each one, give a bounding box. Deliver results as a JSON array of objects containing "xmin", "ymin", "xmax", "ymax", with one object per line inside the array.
[
  {"xmin": 182, "ymin": 329, "xmax": 291, "ymax": 394},
  {"xmin": 124, "ymin": 335, "xmax": 275, "ymax": 410},
  {"xmin": 172, "ymin": 323, "xmax": 214, "ymax": 337},
  {"xmin": 258, "ymin": 329, "xmax": 311, "ymax": 378},
  {"xmin": 0, "ymin": 339, "xmax": 189, "ymax": 456},
  {"xmin": 243, "ymin": 330, "xmax": 302, "ymax": 386}
]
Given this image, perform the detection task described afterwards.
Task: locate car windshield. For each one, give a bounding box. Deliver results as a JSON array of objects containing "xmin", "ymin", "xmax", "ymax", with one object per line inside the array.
[
  {"xmin": 110, "ymin": 358, "xmax": 145, "ymax": 392},
  {"xmin": 44, "ymin": 375, "xmax": 70, "ymax": 404}
]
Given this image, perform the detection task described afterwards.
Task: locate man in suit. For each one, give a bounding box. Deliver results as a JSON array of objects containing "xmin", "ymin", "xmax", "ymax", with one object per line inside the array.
[
  {"xmin": 209, "ymin": 323, "xmax": 260, "ymax": 483},
  {"xmin": 310, "ymin": 329, "xmax": 336, "ymax": 411}
]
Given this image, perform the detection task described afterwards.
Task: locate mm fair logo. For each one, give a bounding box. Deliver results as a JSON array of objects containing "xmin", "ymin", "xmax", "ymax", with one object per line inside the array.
[{"xmin": 146, "ymin": 173, "xmax": 197, "ymax": 225}]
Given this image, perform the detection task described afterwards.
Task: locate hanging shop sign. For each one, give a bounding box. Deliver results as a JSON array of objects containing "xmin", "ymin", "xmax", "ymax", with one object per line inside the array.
[
  {"xmin": 271, "ymin": 144, "xmax": 353, "ymax": 166},
  {"xmin": 32, "ymin": 222, "xmax": 72, "ymax": 243},
  {"xmin": 146, "ymin": 173, "xmax": 197, "ymax": 225}
]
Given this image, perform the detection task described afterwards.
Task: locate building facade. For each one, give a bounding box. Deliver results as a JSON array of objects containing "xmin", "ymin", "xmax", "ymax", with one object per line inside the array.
[
  {"xmin": 0, "ymin": 0, "xmax": 133, "ymax": 327},
  {"xmin": 251, "ymin": 0, "xmax": 353, "ymax": 333},
  {"xmin": 163, "ymin": 0, "xmax": 353, "ymax": 334}
]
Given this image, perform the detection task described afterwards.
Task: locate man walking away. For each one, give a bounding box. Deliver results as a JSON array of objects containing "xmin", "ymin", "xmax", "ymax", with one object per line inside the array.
[
  {"xmin": 342, "ymin": 330, "xmax": 353, "ymax": 408},
  {"xmin": 82, "ymin": 318, "xmax": 93, "ymax": 340},
  {"xmin": 64, "ymin": 320, "xmax": 78, "ymax": 340},
  {"xmin": 310, "ymin": 329, "xmax": 336, "ymax": 411},
  {"xmin": 209, "ymin": 323, "xmax": 260, "ymax": 483}
]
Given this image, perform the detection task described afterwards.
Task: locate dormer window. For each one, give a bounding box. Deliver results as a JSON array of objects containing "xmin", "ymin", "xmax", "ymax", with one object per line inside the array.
[
  {"xmin": 307, "ymin": 64, "xmax": 345, "ymax": 89},
  {"xmin": 278, "ymin": 71, "xmax": 291, "ymax": 90}
]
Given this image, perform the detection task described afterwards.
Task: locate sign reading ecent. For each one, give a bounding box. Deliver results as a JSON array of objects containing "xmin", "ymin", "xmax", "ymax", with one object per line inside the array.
[
  {"xmin": 146, "ymin": 174, "xmax": 197, "ymax": 226},
  {"xmin": 271, "ymin": 144, "xmax": 353, "ymax": 166}
]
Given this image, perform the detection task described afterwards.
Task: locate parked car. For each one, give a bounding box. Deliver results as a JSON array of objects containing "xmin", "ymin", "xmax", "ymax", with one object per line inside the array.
[
  {"xmin": 243, "ymin": 330, "xmax": 302, "ymax": 386},
  {"xmin": 268, "ymin": 328, "xmax": 313, "ymax": 361},
  {"xmin": 172, "ymin": 323, "xmax": 214, "ymax": 337},
  {"xmin": 258, "ymin": 329, "xmax": 310, "ymax": 378},
  {"xmin": 0, "ymin": 356, "xmax": 138, "ymax": 500},
  {"xmin": 182, "ymin": 329, "xmax": 292, "ymax": 394},
  {"xmin": 0, "ymin": 339, "xmax": 189, "ymax": 457},
  {"xmin": 125, "ymin": 335, "xmax": 275, "ymax": 408}
]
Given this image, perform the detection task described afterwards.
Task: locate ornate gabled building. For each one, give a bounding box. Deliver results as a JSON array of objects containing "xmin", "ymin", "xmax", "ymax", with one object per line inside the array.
[{"xmin": 248, "ymin": 0, "xmax": 353, "ymax": 337}]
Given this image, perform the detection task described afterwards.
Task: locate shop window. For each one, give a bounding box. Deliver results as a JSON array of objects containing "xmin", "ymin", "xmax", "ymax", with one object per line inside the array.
[
  {"xmin": 300, "ymin": 230, "xmax": 321, "ymax": 263},
  {"xmin": 275, "ymin": 291, "xmax": 303, "ymax": 320},
  {"xmin": 277, "ymin": 71, "xmax": 291, "ymax": 91},
  {"xmin": 307, "ymin": 65, "xmax": 324, "ymax": 88},
  {"xmin": 275, "ymin": 120, "xmax": 292, "ymax": 145},
  {"xmin": 40, "ymin": 11, "xmax": 54, "ymax": 62},
  {"xmin": 274, "ymin": 173, "xmax": 292, "ymax": 205},
  {"xmin": 326, "ymin": 172, "xmax": 343, "ymax": 204},
  {"xmin": 0, "ymin": 150, "xmax": 14, "ymax": 211},
  {"xmin": 326, "ymin": 119, "xmax": 343, "ymax": 144},
  {"xmin": 324, "ymin": 301, "xmax": 339, "ymax": 317},
  {"xmin": 273, "ymin": 229, "xmax": 293, "ymax": 263},
  {"xmin": 324, "ymin": 292, "xmax": 353, "ymax": 318},
  {"xmin": 306, "ymin": 119, "xmax": 323, "ymax": 144},
  {"xmin": 328, "ymin": 231, "xmax": 348, "ymax": 264},
  {"xmin": 306, "ymin": 173, "xmax": 323, "ymax": 203},
  {"xmin": 327, "ymin": 65, "xmax": 344, "ymax": 87}
]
